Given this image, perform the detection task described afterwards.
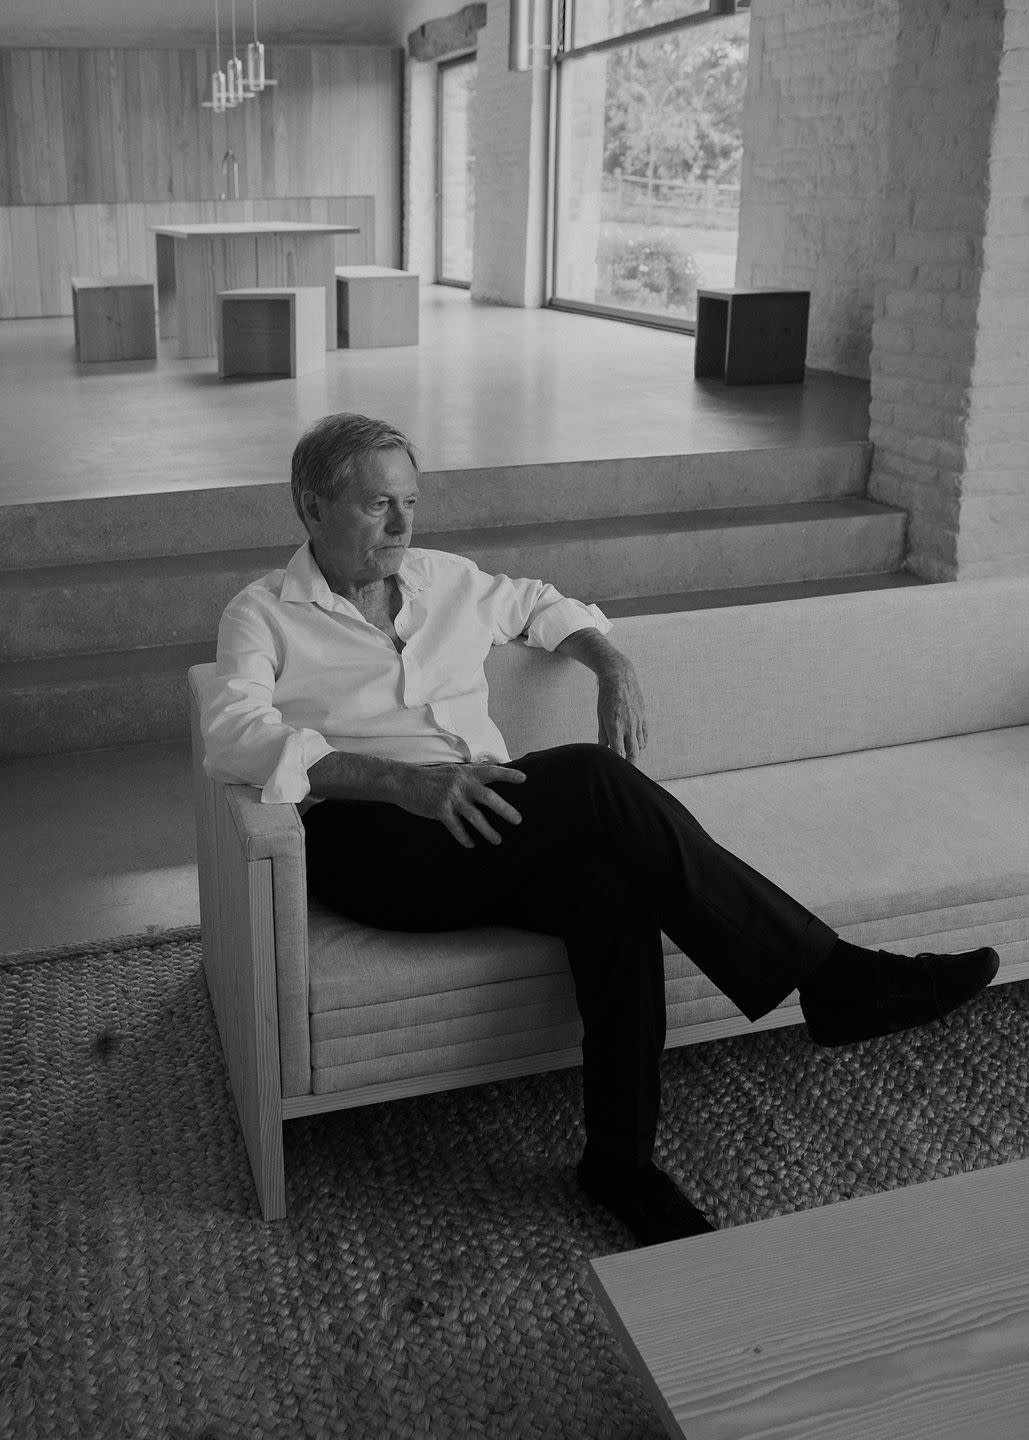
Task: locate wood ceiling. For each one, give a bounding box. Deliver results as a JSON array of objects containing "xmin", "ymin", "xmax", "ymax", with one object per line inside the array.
[{"xmin": 0, "ymin": 1, "xmax": 421, "ymax": 49}]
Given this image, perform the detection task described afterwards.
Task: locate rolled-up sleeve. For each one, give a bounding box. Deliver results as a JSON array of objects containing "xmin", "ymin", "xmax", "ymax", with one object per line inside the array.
[
  {"xmin": 523, "ymin": 588, "xmax": 612, "ymax": 651},
  {"xmin": 201, "ymin": 600, "xmax": 335, "ymax": 804},
  {"xmin": 471, "ymin": 567, "xmax": 612, "ymax": 652}
]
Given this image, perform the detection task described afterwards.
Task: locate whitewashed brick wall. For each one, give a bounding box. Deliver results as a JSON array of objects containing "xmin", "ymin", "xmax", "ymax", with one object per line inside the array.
[
  {"xmin": 469, "ymin": 0, "xmax": 549, "ymax": 306},
  {"xmin": 439, "ymin": 70, "xmax": 474, "ymax": 280},
  {"xmin": 401, "ymin": 0, "xmax": 548, "ymax": 306},
  {"xmin": 736, "ymin": 0, "xmax": 900, "ymax": 377},
  {"xmin": 403, "ymin": 58, "xmax": 437, "ymax": 280},
  {"xmin": 959, "ymin": 0, "xmax": 1029, "ymax": 577},
  {"xmin": 869, "ymin": 0, "xmax": 1027, "ymax": 580}
]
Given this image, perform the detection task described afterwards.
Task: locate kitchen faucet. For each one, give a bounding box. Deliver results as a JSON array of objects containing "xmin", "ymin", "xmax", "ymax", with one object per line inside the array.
[{"xmin": 220, "ymin": 150, "xmax": 239, "ymax": 201}]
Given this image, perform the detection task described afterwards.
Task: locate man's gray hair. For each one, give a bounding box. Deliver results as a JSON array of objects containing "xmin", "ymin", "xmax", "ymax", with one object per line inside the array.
[{"xmin": 290, "ymin": 412, "xmax": 419, "ymax": 528}]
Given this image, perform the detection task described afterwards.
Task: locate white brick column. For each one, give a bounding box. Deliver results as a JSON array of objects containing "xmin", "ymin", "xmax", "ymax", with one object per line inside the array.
[
  {"xmin": 401, "ymin": 0, "xmax": 549, "ymax": 306},
  {"xmin": 868, "ymin": 0, "xmax": 1028, "ymax": 580},
  {"xmin": 551, "ymin": 55, "xmax": 606, "ymax": 301},
  {"xmin": 404, "ymin": 58, "xmax": 437, "ymax": 280},
  {"xmin": 469, "ymin": 0, "xmax": 550, "ymax": 305},
  {"xmin": 959, "ymin": 0, "xmax": 1029, "ymax": 577}
]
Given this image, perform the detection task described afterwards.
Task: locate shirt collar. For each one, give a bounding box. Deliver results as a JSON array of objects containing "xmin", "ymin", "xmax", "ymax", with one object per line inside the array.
[{"xmin": 279, "ymin": 540, "xmax": 429, "ymax": 606}]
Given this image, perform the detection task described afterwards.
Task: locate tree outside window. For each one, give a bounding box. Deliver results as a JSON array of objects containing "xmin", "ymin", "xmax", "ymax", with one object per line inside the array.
[{"xmin": 555, "ymin": 8, "xmax": 749, "ymax": 324}]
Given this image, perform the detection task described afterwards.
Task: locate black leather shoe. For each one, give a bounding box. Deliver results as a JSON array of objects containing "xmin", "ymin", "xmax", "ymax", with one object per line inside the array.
[
  {"xmin": 577, "ymin": 1154, "xmax": 716, "ymax": 1246},
  {"xmin": 801, "ymin": 946, "xmax": 1000, "ymax": 1047}
]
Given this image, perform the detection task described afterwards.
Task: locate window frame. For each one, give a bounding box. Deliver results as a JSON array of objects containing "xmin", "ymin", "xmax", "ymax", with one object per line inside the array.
[
  {"xmin": 560, "ymin": 1, "xmax": 731, "ymax": 61},
  {"xmin": 546, "ymin": 0, "xmax": 746, "ymax": 333}
]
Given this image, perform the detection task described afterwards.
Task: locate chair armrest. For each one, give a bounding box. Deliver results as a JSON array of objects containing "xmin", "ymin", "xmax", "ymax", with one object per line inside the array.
[
  {"xmin": 188, "ymin": 665, "xmax": 312, "ymax": 1098},
  {"xmin": 222, "ymin": 778, "xmax": 305, "ymax": 862}
]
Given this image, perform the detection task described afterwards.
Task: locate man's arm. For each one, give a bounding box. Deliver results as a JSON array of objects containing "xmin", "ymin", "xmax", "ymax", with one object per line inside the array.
[
  {"xmin": 555, "ymin": 627, "xmax": 648, "ymax": 764},
  {"xmin": 306, "ymin": 750, "xmax": 413, "ymax": 804},
  {"xmin": 202, "ymin": 600, "xmax": 336, "ymax": 803}
]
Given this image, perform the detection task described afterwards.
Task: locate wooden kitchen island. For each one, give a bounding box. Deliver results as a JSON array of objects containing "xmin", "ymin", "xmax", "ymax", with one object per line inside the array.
[{"xmin": 153, "ymin": 221, "xmax": 359, "ymax": 359}]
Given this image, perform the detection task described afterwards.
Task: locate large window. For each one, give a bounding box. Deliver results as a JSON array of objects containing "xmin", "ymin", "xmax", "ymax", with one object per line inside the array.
[
  {"xmin": 437, "ymin": 55, "xmax": 477, "ymax": 287},
  {"xmin": 568, "ymin": 0, "xmax": 712, "ymax": 48},
  {"xmin": 552, "ymin": 1, "xmax": 750, "ymax": 328}
]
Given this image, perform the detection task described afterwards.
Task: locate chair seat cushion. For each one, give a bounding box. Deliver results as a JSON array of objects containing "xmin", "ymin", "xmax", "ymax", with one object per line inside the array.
[{"xmin": 306, "ymin": 727, "xmax": 1028, "ymax": 1090}]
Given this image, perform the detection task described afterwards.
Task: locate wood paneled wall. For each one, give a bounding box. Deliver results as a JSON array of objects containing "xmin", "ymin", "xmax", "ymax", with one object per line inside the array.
[
  {"xmin": 0, "ymin": 44, "xmax": 402, "ymax": 314},
  {"xmin": 0, "ymin": 197, "xmax": 375, "ymax": 318},
  {"xmin": 0, "ymin": 46, "xmax": 401, "ymax": 206}
]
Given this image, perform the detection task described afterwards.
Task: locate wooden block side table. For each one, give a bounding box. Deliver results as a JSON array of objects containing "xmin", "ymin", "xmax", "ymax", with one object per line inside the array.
[
  {"xmin": 217, "ymin": 287, "xmax": 326, "ymax": 380},
  {"xmin": 335, "ymin": 266, "xmax": 419, "ymax": 348},
  {"xmin": 589, "ymin": 1159, "xmax": 1029, "ymax": 1440},
  {"xmin": 694, "ymin": 288, "xmax": 810, "ymax": 384},
  {"xmin": 70, "ymin": 277, "xmax": 157, "ymax": 363}
]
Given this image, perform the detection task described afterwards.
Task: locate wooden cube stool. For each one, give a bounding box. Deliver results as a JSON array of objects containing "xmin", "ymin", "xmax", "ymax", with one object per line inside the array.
[
  {"xmin": 694, "ymin": 287, "xmax": 810, "ymax": 384},
  {"xmin": 335, "ymin": 266, "xmax": 419, "ymax": 348},
  {"xmin": 217, "ymin": 287, "xmax": 326, "ymax": 380},
  {"xmin": 71, "ymin": 277, "xmax": 157, "ymax": 363}
]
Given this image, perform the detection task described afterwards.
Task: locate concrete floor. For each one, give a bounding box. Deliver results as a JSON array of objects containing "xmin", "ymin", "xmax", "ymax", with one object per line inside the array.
[
  {"xmin": 0, "ymin": 287, "xmax": 871, "ymax": 953},
  {"xmin": 0, "ymin": 285, "xmax": 868, "ymax": 504}
]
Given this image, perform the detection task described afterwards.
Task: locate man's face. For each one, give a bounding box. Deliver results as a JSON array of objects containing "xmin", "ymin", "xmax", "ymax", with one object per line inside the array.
[{"xmin": 304, "ymin": 448, "xmax": 419, "ymax": 592}]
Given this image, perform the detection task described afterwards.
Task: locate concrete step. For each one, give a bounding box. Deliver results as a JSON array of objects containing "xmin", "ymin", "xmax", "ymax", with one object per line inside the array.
[
  {"xmin": 0, "ymin": 442, "xmax": 871, "ymax": 569},
  {"xmin": 0, "ymin": 570, "xmax": 923, "ymax": 761},
  {"xmin": 601, "ymin": 570, "xmax": 925, "ymax": 618},
  {"xmin": 2, "ymin": 497, "xmax": 905, "ymax": 661},
  {"xmin": 408, "ymin": 442, "xmax": 873, "ymax": 534},
  {"xmin": 1, "ymin": 546, "xmax": 294, "ymax": 663},
  {"xmin": 419, "ymin": 498, "xmax": 907, "ymax": 605},
  {"xmin": 1, "ymin": 642, "xmax": 213, "ymax": 759}
]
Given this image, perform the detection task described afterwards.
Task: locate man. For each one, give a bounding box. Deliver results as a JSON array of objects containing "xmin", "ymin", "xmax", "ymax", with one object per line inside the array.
[{"xmin": 203, "ymin": 412, "xmax": 999, "ymax": 1246}]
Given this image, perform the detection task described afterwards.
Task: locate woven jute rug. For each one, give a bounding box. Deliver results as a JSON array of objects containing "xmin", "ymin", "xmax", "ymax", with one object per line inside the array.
[{"xmin": 1, "ymin": 930, "xmax": 1027, "ymax": 1440}]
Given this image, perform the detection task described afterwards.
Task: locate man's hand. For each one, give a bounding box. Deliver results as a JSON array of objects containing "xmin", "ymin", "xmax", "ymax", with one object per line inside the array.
[
  {"xmin": 596, "ymin": 656, "xmax": 648, "ymax": 764},
  {"xmin": 398, "ymin": 764, "xmax": 527, "ymax": 848},
  {"xmin": 308, "ymin": 752, "xmax": 525, "ymax": 846},
  {"xmin": 555, "ymin": 629, "xmax": 649, "ymax": 765}
]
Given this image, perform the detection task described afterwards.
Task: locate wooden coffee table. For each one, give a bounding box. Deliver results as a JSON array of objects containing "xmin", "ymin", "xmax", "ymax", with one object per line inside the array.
[{"xmin": 589, "ymin": 1160, "xmax": 1029, "ymax": 1439}]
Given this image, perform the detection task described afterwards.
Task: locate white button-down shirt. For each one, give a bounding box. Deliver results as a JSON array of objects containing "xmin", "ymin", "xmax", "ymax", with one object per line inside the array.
[{"xmin": 202, "ymin": 541, "xmax": 611, "ymax": 804}]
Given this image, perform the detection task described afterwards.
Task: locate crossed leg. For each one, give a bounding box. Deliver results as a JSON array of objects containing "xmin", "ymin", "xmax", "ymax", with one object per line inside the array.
[{"xmin": 303, "ymin": 743, "xmax": 836, "ymax": 1171}]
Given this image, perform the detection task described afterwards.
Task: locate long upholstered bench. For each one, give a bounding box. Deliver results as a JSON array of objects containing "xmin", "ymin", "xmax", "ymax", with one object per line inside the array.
[{"xmin": 188, "ymin": 575, "xmax": 1029, "ymax": 1220}]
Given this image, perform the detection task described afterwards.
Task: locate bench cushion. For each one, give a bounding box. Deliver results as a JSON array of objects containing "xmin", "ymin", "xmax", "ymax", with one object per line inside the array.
[
  {"xmin": 306, "ymin": 726, "xmax": 1029, "ymax": 1093},
  {"xmin": 668, "ymin": 726, "xmax": 1029, "ymax": 930}
]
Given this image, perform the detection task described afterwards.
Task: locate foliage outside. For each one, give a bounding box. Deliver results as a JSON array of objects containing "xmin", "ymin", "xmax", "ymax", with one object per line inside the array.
[
  {"xmin": 569, "ymin": 7, "xmax": 750, "ymax": 319},
  {"xmin": 597, "ymin": 231, "xmax": 700, "ymax": 313},
  {"xmin": 603, "ymin": 12, "xmax": 750, "ymax": 192}
]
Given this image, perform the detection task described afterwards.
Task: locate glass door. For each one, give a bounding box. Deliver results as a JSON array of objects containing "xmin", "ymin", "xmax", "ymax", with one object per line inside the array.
[
  {"xmin": 437, "ymin": 54, "xmax": 478, "ymax": 287},
  {"xmin": 552, "ymin": 1, "xmax": 750, "ymax": 329}
]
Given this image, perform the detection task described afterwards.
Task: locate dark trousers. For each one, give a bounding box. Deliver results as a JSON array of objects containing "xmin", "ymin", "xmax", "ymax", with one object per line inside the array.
[{"xmin": 302, "ymin": 743, "xmax": 837, "ymax": 1170}]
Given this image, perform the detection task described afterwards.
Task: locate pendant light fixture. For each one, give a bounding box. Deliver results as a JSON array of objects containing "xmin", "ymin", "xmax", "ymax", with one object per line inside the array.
[
  {"xmin": 247, "ymin": 0, "xmax": 278, "ymax": 92},
  {"xmin": 202, "ymin": 0, "xmax": 276, "ymax": 112},
  {"xmin": 201, "ymin": 0, "xmax": 230, "ymax": 111},
  {"xmin": 227, "ymin": 0, "xmax": 256, "ymax": 104}
]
